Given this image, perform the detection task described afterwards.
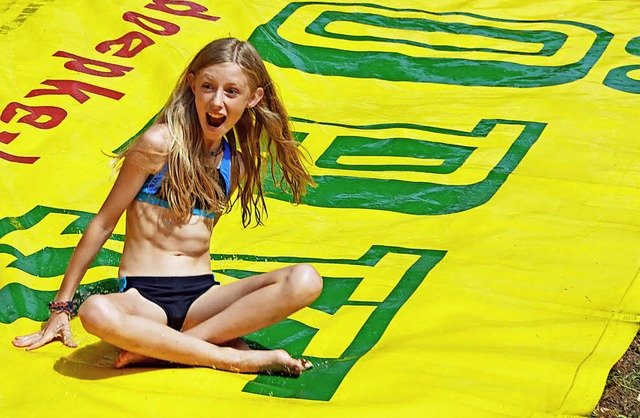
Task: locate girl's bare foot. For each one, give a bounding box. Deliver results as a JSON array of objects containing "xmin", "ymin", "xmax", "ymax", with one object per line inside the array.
[
  {"xmin": 223, "ymin": 338, "xmax": 250, "ymax": 351},
  {"xmin": 249, "ymin": 349, "xmax": 313, "ymax": 376},
  {"xmin": 115, "ymin": 346, "xmax": 313, "ymax": 376},
  {"xmin": 115, "ymin": 350, "xmax": 166, "ymax": 368}
]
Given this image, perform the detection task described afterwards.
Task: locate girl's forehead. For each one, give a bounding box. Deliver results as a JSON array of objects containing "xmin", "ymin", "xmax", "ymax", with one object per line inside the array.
[{"xmin": 195, "ymin": 62, "xmax": 249, "ymax": 85}]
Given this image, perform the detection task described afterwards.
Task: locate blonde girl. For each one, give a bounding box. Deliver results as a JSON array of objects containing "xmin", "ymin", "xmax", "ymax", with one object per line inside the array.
[{"xmin": 13, "ymin": 37, "xmax": 321, "ymax": 375}]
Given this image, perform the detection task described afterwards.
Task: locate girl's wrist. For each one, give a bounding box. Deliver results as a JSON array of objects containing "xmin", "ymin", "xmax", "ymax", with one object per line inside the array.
[{"xmin": 48, "ymin": 300, "xmax": 77, "ymax": 318}]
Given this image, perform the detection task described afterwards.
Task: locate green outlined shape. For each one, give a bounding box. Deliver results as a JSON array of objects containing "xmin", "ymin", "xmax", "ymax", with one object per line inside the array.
[
  {"xmin": 0, "ymin": 205, "xmax": 122, "ymax": 278},
  {"xmin": 316, "ymin": 135, "xmax": 475, "ymax": 175},
  {"xmin": 211, "ymin": 245, "xmax": 447, "ymax": 401},
  {"xmin": 308, "ymin": 11, "xmax": 567, "ymax": 57},
  {"xmin": 603, "ymin": 36, "xmax": 640, "ymax": 94},
  {"xmin": 0, "ymin": 205, "xmax": 124, "ymax": 322},
  {"xmin": 1, "ymin": 204, "xmax": 445, "ymax": 402},
  {"xmin": 0, "ymin": 279, "xmax": 118, "ymax": 323},
  {"xmin": 248, "ymin": 2, "xmax": 613, "ymax": 86},
  {"xmin": 265, "ymin": 117, "xmax": 546, "ymax": 215}
]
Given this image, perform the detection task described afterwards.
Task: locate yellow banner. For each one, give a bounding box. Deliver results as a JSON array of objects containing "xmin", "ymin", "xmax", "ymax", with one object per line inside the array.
[{"xmin": 1, "ymin": 1, "xmax": 639, "ymax": 417}]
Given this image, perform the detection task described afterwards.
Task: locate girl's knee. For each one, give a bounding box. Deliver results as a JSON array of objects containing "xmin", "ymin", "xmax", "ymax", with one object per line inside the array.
[
  {"xmin": 78, "ymin": 294, "xmax": 120, "ymax": 336},
  {"xmin": 289, "ymin": 263, "xmax": 323, "ymax": 303}
]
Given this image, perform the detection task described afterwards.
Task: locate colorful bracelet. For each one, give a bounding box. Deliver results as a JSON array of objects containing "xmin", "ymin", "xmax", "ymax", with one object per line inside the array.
[{"xmin": 48, "ymin": 300, "xmax": 76, "ymax": 318}]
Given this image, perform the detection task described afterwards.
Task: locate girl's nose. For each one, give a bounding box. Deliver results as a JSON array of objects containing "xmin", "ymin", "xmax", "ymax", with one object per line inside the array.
[{"xmin": 211, "ymin": 90, "xmax": 224, "ymax": 108}]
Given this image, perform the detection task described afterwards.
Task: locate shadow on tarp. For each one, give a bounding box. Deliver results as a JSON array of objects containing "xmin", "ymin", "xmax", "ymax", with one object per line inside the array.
[
  {"xmin": 52, "ymin": 338, "xmax": 306, "ymax": 381},
  {"xmin": 53, "ymin": 341, "xmax": 151, "ymax": 380}
]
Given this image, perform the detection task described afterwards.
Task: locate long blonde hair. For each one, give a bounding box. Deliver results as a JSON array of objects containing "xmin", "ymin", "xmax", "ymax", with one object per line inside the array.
[{"xmin": 127, "ymin": 37, "xmax": 314, "ymax": 225}]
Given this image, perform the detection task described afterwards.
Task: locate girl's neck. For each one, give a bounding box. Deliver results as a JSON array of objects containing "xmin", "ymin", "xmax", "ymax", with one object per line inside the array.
[{"xmin": 205, "ymin": 138, "xmax": 224, "ymax": 155}]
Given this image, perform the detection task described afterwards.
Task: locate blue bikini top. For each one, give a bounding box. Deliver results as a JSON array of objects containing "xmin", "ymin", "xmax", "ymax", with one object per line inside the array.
[{"xmin": 135, "ymin": 140, "xmax": 232, "ymax": 219}]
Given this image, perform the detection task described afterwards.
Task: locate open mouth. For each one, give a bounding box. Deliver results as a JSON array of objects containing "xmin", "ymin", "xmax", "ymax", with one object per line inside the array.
[{"xmin": 207, "ymin": 113, "xmax": 226, "ymax": 128}]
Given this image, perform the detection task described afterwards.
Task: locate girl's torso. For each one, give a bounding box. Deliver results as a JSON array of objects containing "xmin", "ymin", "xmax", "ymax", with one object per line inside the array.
[
  {"xmin": 118, "ymin": 139, "xmax": 233, "ymax": 278},
  {"xmin": 118, "ymin": 200, "xmax": 215, "ymax": 277}
]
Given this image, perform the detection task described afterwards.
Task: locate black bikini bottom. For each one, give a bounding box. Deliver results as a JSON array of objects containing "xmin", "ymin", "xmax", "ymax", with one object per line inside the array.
[{"xmin": 121, "ymin": 274, "xmax": 220, "ymax": 331}]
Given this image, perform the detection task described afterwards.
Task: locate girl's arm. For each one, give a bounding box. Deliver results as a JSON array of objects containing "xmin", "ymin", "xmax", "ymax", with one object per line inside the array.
[
  {"xmin": 13, "ymin": 126, "xmax": 169, "ymax": 350},
  {"xmin": 56, "ymin": 135, "xmax": 163, "ymax": 301}
]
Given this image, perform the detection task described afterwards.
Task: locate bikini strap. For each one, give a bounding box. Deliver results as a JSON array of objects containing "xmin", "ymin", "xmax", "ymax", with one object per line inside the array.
[{"xmin": 219, "ymin": 139, "xmax": 232, "ymax": 196}]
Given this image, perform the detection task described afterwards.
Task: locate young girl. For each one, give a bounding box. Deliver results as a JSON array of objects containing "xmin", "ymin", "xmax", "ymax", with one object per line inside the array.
[{"xmin": 12, "ymin": 37, "xmax": 322, "ymax": 375}]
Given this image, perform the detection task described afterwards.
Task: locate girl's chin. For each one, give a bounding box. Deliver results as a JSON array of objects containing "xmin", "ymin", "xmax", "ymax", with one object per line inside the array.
[{"xmin": 202, "ymin": 125, "xmax": 229, "ymax": 142}]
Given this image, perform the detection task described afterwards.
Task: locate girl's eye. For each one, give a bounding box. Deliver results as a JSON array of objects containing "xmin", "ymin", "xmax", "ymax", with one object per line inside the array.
[
  {"xmin": 203, "ymin": 83, "xmax": 214, "ymax": 90},
  {"xmin": 226, "ymin": 89, "xmax": 238, "ymax": 95}
]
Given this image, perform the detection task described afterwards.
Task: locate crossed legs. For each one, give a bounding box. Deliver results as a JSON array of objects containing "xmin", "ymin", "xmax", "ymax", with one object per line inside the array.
[{"xmin": 78, "ymin": 263, "xmax": 322, "ymax": 375}]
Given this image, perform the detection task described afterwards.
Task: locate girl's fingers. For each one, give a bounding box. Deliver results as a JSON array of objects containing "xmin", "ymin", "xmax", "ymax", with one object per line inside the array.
[
  {"xmin": 12, "ymin": 332, "xmax": 42, "ymax": 347},
  {"xmin": 26, "ymin": 335, "xmax": 51, "ymax": 351},
  {"xmin": 61, "ymin": 327, "xmax": 77, "ymax": 348},
  {"xmin": 14, "ymin": 331, "xmax": 42, "ymax": 340},
  {"xmin": 26, "ymin": 327, "xmax": 60, "ymax": 350}
]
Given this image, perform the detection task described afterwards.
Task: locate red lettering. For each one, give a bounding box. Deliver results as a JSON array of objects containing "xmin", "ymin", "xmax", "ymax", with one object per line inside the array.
[
  {"xmin": 96, "ymin": 31, "xmax": 155, "ymax": 58},
  {"xmin": 0, "ymin": 149, "xmax": 39, "ymax": 164},
  {"xmin": 53, "ymin": 51, "xmax": 134, "ymax": 77},
  {"xmin": 145, "ymin": 0, "xmax": 219, "ymax": 22},
  {"xmin": 26, "ymin": 79, "xmax": 124, "ymax": 104},
  {"xmin": 0, "ymin": 131, "xmax": 19, "ymax": 145},
  {"xmin": 122, "ymin": 11, "xmax": 180, "ymax": 36},
  {"xmin": 1, "ymin": 102, "xmax": 67, "ymax": 130}
]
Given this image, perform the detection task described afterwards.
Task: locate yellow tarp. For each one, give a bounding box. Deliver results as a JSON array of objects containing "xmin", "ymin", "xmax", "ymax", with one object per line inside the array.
[{"xmin": 1, "ymin": 1, "xmax": 639, "ymax": 417}]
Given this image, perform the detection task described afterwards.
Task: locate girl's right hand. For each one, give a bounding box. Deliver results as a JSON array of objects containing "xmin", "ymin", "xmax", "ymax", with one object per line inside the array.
[{"xmin": 12, "ymin": 311, "xmax": 77, "ymax": 351}]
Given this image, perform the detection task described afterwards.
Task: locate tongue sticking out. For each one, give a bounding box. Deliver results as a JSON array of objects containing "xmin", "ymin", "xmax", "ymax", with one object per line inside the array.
[{"xmin": 207, "ymin": 113, "xmax": 225, "ymax": 128}]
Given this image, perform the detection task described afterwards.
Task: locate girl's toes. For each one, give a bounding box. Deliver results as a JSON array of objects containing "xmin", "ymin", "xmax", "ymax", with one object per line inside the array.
[{"xmin": 300, "ymin": 358, "xmax": 313, "ymax": 370}]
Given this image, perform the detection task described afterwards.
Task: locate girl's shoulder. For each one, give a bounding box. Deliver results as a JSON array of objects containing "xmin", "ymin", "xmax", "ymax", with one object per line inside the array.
[
  {"xmin": 127, "ymin": 123, "xmax": 171, "ymax": 173},
  {"xmin": 136, "ymin": 123, "xmax": 171, "ymax": 154}
]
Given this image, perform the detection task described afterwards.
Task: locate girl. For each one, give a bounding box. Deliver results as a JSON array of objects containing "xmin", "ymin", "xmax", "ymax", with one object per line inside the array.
[{"xmin": 13, "ymin": 37, "xmax": 322, "ymax": 375}]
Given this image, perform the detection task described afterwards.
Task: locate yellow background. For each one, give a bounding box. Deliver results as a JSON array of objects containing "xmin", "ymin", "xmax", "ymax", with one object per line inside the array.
[{"xmin": 1, "ymin": 1, "xmax": 639, "ymax": 417}]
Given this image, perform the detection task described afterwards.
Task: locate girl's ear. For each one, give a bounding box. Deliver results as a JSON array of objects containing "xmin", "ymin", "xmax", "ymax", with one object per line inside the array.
[
  {"xmin": 247, "ymin": 87, "xmax": 264, "ymax": 108},
  {"xmin": 187, "ymin": 73, "xmax": 196, "ymax": 92}
]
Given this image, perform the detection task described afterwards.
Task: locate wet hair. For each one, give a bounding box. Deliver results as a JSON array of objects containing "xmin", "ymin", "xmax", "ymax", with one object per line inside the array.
[{"xmin": 128, "ymin": 37, "xmax": 314, "ymax": 225}]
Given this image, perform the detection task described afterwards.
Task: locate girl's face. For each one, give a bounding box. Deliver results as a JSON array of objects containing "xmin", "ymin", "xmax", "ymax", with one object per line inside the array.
[{"xmin": 188, "ymin": 62, "xmax": 263, "ymax": 146}]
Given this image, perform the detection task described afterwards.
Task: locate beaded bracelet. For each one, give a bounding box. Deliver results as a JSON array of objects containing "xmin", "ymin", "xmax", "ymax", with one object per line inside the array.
[{"xmin": 48, "ymin": 300, "xmax": 76, "ymax": 318}]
